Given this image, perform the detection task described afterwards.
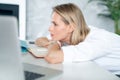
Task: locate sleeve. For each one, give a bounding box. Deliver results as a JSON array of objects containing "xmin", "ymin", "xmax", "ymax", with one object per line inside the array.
[{"xmin": 62, "ymin": 38, "xmax": 110, "ymax": 63}]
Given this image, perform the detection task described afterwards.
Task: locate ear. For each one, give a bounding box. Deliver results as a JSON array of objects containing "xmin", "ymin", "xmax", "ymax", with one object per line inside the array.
[{"xmin": 67, "ymin": 24, "xmax": 75, "ymax": 33}]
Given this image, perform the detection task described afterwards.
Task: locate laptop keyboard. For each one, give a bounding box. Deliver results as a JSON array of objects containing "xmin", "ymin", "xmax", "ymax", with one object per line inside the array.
[{"xmin": 24, "ymin": 71, "xmax": 45, "ymax": 80}]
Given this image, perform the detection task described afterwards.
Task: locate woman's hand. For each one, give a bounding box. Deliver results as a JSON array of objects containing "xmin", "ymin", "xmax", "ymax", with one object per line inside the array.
[
  {"xmin": 35, "ymin": 37, "xmax": 49, "ymax": 47},
  {"xmin": 44, "ymin": 42, "xmax": 64, "ymax": 64},
  {"xmin": 35, "ymin": 37, "xmax": 64, "ymax": 64}
]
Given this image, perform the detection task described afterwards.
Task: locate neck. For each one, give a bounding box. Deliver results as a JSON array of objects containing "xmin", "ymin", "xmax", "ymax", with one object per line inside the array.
[{"xmin": 60, "ymin": 34, "xmax": 71, "ymax": 45}]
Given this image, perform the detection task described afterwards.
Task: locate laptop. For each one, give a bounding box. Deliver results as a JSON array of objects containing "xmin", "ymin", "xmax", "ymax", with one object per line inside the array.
[{"xmin": 0, "ymin": 16, "xmax": 62, "ymax": 80}]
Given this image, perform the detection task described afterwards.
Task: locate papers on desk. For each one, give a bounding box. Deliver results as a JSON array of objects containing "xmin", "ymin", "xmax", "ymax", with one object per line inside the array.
[
  {"xmin": 28, "ymin": 45, "xmax": 48, "ymax": 58},
  {"xmin": 20, "ymin": 40, "xmax": 48, "ymax": 58}
]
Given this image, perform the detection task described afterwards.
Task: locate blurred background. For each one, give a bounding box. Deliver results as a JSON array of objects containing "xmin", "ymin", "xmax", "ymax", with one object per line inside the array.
[
  {"xmin": 0, "ymin": 0, "xmax": 119, "ymax": 40},
  {"xmin": 26, "ymin": 0, "xmax": 117, "ymax": 40}
]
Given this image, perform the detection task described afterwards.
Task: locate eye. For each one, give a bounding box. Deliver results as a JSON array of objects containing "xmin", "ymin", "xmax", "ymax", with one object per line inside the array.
[
  {"xmin": 54, "ymin": 23, "xmax": 57, "ymax": 26},
  {"xmin": 52, "ymin": 22, "xmax": 58, "ymax": 26}
]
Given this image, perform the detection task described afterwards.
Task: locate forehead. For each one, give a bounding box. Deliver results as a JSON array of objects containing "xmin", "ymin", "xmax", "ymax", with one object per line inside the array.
[{"xmin": 52, "ymin": 12, "xmax": 62, "ymax": 21}]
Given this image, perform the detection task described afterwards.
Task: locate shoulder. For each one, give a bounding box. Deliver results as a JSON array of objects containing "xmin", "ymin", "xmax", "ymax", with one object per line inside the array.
[
  {"xmin": 87, "ymin": 25, "xmax": 117, "ymax": 37},
  {"xmin": 85, "ymin": 25, "xmax": 120, "ymax": 42}
]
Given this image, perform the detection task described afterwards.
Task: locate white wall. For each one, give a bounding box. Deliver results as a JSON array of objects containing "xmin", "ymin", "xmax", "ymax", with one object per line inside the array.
[
  {"xmin": 0, "ymin": 0, "xmax": 26, "ymax": 40},
  {"xmin": 26, "ymin": 0, "xmax": 114, "ymax": 40},
  {"xmin": 0, "ymin": 0, "xmax": 114, "ymax": 40}
]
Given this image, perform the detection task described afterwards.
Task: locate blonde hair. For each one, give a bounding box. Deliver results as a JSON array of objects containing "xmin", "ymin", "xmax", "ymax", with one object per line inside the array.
[{"xmin": 53, "ymin": 3, "xmax": 90, "ymax": 45}]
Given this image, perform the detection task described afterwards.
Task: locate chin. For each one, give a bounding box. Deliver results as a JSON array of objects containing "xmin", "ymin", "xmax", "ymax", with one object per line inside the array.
[
  {"xmin": 52, "ymin": 39, "xmax": 58, "ymax": 41},
  {"xmin": 51, "ymin": 38, "xmax": 59, "ymax": 41}
]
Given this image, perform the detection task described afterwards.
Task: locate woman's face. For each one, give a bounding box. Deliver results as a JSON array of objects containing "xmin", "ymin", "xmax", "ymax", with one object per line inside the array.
[{"xmin": 49, "ymin": 12, "xmax": 73, "ymax": 42}]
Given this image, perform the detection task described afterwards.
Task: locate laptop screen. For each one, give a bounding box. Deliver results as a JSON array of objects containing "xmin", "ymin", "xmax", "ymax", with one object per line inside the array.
[{"xmin": 0, "ymin": 15, "xmax": 25, "ymax": 80}]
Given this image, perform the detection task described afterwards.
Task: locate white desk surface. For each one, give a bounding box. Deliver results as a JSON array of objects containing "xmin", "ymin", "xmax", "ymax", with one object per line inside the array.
[{"xmin": 22, "ymin": 53, "xmax": 120, "ymax": 80}]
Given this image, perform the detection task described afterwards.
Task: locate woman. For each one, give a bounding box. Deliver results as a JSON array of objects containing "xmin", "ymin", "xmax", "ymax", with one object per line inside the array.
[{"xmin": 35, "ymin": 3, "xmax": 120, "ymax": 75}]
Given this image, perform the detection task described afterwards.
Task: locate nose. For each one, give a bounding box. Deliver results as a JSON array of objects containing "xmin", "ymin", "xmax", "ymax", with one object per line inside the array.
[{"xmin": 49, "ymin": 25, "xmax": 54, "ymax": 32}]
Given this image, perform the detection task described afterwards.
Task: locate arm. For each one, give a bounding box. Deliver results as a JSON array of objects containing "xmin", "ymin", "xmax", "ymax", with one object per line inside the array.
[
  {"xmin": 45, "ymin": 41, "xmax": 64, "ymax": 64},
  {"xmin": 35, "ymin": 37, "xmax": 49, "ymax": 47},
  {"xmin": 35, "ymin": 37, "xmax": 64, "ymax": 64}
]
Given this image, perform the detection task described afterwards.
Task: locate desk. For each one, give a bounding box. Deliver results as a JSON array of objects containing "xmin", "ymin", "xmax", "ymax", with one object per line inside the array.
[{"xmin": 22, "ymin": 53, "xmax": 120, "ymax": 80}]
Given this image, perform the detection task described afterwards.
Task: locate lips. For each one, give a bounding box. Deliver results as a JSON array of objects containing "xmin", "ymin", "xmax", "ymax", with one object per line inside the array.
[{"xmin": 51, "ymin": 34, "xmax": 54, "ymax": 37}]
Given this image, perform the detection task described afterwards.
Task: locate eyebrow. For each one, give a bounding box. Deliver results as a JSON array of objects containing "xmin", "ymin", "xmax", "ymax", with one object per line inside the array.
[
  {"xmin": 52, "ymin": 21, "xmax": 57, "ymax": 25},
  {"xmin": 52, "ymin": 21, "xmax": 55, "ymax": 24}
]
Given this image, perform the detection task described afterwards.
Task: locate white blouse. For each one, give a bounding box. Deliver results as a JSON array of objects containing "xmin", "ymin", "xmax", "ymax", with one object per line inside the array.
[{"xmin": 62, "ymin": 26, "xmax": 120, "ymax": 74}]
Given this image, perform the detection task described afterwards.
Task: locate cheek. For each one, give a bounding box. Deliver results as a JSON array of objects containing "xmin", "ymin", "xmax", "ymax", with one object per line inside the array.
[{"xmin": 52, "ymin": 28, "xmax": 68, "ymax": 41}]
